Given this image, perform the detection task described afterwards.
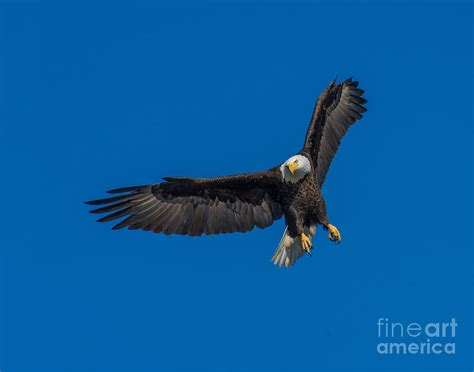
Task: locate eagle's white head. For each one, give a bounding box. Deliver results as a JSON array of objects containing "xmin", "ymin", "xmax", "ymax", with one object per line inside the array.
[{"xmin": 280, "ymin": 154, "xmax": 311, "ymax": 183}]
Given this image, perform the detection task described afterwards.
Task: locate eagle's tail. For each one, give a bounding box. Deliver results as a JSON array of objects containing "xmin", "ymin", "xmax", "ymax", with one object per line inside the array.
[{"xmin": 272, "ymin": 225, "xmax": 316, "ymax": 268}]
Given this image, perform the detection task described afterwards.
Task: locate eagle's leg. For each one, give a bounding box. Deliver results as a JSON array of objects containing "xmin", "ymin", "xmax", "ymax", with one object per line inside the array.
[
  {"xmin": 300, "ymin": 233, "xmax": 313, "ymax": 256},
  {"xmin": 327, "ymin": 224, "xmax": 341, "ymax": 243}
]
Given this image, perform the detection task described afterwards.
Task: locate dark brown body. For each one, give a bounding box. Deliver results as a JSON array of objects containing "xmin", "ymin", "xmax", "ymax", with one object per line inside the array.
[{"xmin": 277, "ymin": 168, "xmax": 329, "ymax": 238}]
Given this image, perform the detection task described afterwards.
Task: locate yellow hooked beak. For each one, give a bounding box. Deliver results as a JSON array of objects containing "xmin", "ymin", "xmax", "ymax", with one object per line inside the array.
[{"xmin": 287, "ymin": 161, "xmax": 298, "ymax": 175}]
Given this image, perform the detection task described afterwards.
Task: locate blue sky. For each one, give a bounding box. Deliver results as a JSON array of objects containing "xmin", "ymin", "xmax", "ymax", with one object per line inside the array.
[{"xmin": 0, "ymin": 1, "xmax": 472, "ymax": 371}]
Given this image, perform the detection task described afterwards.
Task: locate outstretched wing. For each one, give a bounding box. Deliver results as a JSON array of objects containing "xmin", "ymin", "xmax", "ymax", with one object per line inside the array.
[
  {"xmin": 303, "ymin": 78, "xmax": 367, "ymax": 186},
  {"xmin": 85, "ymin": 169, "xmax": 284, "ymax": 236}
]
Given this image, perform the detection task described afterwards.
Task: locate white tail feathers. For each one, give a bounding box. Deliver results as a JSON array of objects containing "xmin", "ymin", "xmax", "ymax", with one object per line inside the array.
[{"xmin": 272, "ymin": 225, "xmax": 316, "ymax": 268}]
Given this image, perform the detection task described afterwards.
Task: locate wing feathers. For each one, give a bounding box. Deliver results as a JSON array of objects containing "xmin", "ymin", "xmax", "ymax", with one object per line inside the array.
[
  {"xmin": 303, "ymin": 78, "xmax": 367, "ymax": 186},
  {"xmin": 97, "ymin": 207, "xmax": 132, "ymax": 222},
  {"xmin": 84, "ymin": 194, "xmax": 133, "ymax": 206},
  {"xmin": 86, "ymin": 170, "xmax": 284, "ymax": 237}
]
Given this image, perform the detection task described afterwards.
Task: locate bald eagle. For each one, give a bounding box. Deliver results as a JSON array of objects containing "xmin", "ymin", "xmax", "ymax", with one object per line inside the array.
[{"xmin": 86, "ymin": 78, "xmax": 367, "ymax": 267}]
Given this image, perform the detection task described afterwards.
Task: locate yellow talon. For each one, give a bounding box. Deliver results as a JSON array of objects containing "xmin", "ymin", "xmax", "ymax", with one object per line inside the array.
[
  {"xmin": 300, "ymin": 232, "xmax": 313, "ymax": 255},
  {"xmin": 328, "ymin": 224, "xmax": 341, "ymax": 243}
]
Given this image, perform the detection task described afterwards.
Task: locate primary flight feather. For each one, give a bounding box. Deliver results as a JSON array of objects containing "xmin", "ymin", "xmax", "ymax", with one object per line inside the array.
[{"xmin": 86, "ymin": 78, "xmax": 367, "ymax": 267}]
